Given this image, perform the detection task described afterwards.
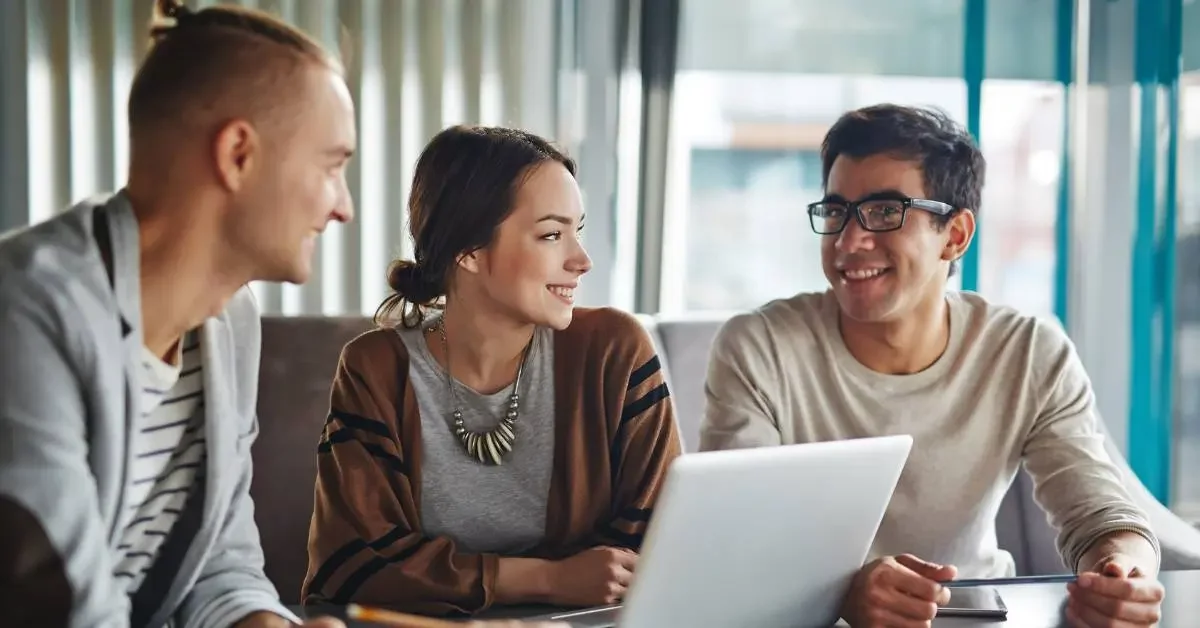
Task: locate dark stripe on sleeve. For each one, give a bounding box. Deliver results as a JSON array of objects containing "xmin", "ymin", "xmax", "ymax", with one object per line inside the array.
[
  {"xmin": 330, "ymin": 543, "xmax": 428, "ymax": 605},
  {"xmin": 610, "ymin": 383, "xmax": 671, "ymax": 484},
  {"xmin": 627, "ymin": 355, "xmax": 662, "ymax": 391},
  {"xmin": 598, "ymin": 526, "xmax": 644, "ymax": 551},
  {"xmin": 316, "ymin": 429, "xmax": 357, "ymax": 452},
  {"xmin": 306, "ymin": 525, "xmax": 410, "ymax": 599},
  {"xmin": 620, "ymin": 383, "xmax": 670, "ymax": 425},
  {"xmin": 614, "ymin": 506, "xmax": 652, "ymax": 523},
  {"xmin": 317, "ymin": 429, "xmax": 408, "ymax": 476},
  {"xmin": 326, "ymin": 410, "xmax": 393, "ymax": 439}
]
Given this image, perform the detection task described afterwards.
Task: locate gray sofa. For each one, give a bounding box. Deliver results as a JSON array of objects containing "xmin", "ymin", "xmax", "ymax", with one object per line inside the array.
[{"xmin": 252, "ymin": 314, "xmax": 1200, "ymax": 604}]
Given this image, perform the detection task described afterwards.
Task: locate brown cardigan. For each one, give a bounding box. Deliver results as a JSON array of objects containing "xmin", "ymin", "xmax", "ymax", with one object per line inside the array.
[{"xmin": 301, "ymin": 307, "xmax": 683, "ymax": 615}]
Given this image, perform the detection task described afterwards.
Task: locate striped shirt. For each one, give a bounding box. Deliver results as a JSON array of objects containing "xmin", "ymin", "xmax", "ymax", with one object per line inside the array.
[{"xmin": 113, "ymin": 330, "xmax": 207, "ymax": 593}]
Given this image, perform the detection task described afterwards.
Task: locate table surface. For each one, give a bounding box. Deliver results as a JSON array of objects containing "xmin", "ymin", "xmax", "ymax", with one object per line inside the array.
[{"xmin": 297, "ymin": 569, "xmax": 1200, "ymax": 627}]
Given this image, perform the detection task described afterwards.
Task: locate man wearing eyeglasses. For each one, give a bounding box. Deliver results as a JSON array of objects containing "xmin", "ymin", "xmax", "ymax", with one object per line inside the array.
[{"xmin": 699, "ymin": 104, "xmax": 1164, "ymax": 628}]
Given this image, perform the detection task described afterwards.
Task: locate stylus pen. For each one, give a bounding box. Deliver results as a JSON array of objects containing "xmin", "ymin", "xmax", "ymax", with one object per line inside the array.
[{"xmin": 944, "ymin": 574, "xmax": 1079, "ymax": 588}]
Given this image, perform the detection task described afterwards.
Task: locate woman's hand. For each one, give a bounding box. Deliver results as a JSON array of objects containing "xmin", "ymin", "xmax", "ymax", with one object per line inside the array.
[{"xmin": 544, "ymin": 546, "xmax": 638, "ymax": 607}]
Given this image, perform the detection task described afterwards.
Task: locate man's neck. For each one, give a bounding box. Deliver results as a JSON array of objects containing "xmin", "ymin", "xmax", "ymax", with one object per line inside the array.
[
  {"xmin": 433, "ymin": 300, "xmax": 535, "ymax": 395},
  {"xmin": 838, "ymin": 293, "xmax": 951, "ymax": 375},
  {"xmin": 133, "ymin": 202, "xmax": 248, "ymax": 362}
]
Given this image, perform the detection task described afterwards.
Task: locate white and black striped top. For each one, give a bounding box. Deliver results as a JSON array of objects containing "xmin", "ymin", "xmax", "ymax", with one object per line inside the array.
[{"xmin": 113, "ymin": 330, "xmax": 207, "ymax": 593}]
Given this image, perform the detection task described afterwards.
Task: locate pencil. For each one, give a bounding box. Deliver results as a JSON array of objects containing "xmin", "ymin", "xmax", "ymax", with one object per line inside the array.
[
  {"xmin": 944, "ymin": 574, "xmax": 1078, "ymax": 588},
  {"xmin": 345, "ymin": 604, "xmax": 462, "ymax": 627}
]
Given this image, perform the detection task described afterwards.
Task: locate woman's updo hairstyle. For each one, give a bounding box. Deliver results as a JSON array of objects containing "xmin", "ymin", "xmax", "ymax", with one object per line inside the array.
[{"xmin": 375, "ymin": 125, "xmax": 576, "ymax": 327}]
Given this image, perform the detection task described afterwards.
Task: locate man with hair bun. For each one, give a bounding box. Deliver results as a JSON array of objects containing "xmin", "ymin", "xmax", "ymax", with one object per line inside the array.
[{"xmin": 0, "ymin": 2, "xmax": 561, "ymax": 627}]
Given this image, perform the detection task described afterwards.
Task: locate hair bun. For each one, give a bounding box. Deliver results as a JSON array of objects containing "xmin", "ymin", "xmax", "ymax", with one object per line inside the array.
[
  {"xmin": 156, "ymin": 0, "xmax": 190, "ymax": 20},
  {"xmin": 386, "ymin": 259, "xmax": 441, "ymax": 305}
]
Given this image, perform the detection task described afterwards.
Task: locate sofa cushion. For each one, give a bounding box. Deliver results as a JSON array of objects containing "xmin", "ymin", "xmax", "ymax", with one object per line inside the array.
[
  {"xmin": 252, "ymin": 316, "xmax": 373, "ymax": 604},
  {"xmin": 652, "ymin": 316, "xmax": 727, "ymax": 452}
]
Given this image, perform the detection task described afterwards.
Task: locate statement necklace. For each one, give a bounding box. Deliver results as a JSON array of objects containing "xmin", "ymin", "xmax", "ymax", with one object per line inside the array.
[{"xmin": 437, "ymin": 320, "xmax": 531, "ymax": 466}]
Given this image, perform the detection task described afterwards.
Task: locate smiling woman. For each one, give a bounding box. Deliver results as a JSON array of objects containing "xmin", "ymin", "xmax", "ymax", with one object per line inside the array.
[{"xmin": 301, "ymin": 125, "xmax": 684, "ymax": 616}]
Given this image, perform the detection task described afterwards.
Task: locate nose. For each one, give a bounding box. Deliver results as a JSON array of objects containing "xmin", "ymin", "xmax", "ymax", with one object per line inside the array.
[
  {"xmin": 833, "ymin": 216, "xmax": 875, "ymax": 254},
  {"xmin": 332, "ymin": 186, "xmax": 355, "ymax": 224},
  {"xmin": 567, "ymin": 235, "xmax": 592, "ymax": 275}
]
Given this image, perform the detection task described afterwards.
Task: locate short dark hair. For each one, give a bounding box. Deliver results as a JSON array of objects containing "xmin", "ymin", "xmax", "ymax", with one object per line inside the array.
[
  {"xmin": 376, "ymin": 125, "xmax": 577, "ymax": 326},
  {"xmin": 821, "ymin": 104, "xmax": 985, "ymax": 218},
  {"xmin": 820, "ymin": 104, "xmax": 985, "ymax": 276},
  {"xmin": 128, "ymin": 0, "xmax": 340, "ymax": 142}
]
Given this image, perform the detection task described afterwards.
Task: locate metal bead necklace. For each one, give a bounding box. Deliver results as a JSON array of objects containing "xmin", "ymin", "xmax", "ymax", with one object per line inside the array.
[{"xmin": 437, "ymin": 319, "xmax": 532, "ymax": 466}]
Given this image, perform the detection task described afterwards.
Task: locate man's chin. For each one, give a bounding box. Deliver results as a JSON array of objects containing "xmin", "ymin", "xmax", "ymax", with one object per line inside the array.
[
  {"xmin": 833, "ymin": 292, "xmax": 895, "ymax": 324},
  {"xmin": 257, "ymin": 263, "xmax": 311, "ymax": 287},
  {"xmin": 284, "ymin": 269, "xmax": 312, "ymax": 286}
]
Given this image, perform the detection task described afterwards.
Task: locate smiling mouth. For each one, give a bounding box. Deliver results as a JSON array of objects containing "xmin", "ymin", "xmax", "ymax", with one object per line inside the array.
[
  {"xmin": 547, "ymin": 285, "xmax": 575, "ymax": 303},
  {"xmin": 840, "ymin": 268, "xmax": 891, "ymax": 281}
]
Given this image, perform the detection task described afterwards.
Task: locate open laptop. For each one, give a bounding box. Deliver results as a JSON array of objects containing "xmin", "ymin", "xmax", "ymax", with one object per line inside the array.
[{"xmin": 531, "ymin": 434, "xmax": 912, "ymax": 628}]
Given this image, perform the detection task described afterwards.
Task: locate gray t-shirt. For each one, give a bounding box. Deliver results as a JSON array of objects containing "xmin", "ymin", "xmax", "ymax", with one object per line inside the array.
[{"xmin": 395, "ymin": 317, "xmax": 555, "ymax": 555}]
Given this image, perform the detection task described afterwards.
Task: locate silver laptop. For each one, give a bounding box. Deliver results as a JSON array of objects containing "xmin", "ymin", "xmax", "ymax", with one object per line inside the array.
[{"xmin": 534, "ymin": 435, "xmax": 912, "ymax": 628}]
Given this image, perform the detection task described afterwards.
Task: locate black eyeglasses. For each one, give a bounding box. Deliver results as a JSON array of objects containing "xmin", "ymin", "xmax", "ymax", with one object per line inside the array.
[{"xmin": 807, "ymin": 196, "xmax": 957, "ymax": 235}]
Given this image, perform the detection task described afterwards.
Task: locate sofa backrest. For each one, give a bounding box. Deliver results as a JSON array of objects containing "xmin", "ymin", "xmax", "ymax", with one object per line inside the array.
[
  {"xmin": 258, "ymin": 311, "xmax": 1200, "ymax": 601},
  {"xmin": 253, "ymin": 316, "xmax": 374, "ymax": 604}
]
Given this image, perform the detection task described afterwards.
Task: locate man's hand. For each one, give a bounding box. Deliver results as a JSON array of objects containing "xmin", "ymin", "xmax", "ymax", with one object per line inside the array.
[
  {"xmin": 544, "ymin": 546, "xmax": 637, "ymax": 607},
  {"xmin": 234, "ymin": 611, "xmax": 346, "ymax": 628},
  {"xmin": 840, "ymin": 554, "xmax": 957, "ymax": 627},
  {"xmin": 1066, "ymin": 554, "xmax": 1164, "ymax": 627}
]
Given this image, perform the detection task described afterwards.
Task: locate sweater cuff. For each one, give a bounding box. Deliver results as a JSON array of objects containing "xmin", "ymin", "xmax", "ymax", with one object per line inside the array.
[
  {"xmin": 192, "ymin": 590, "xmax": 301, "ymax": 628},
  {"xmin": 1071, "ymin": 523, "xmax": 1162, "ymax": 573}
]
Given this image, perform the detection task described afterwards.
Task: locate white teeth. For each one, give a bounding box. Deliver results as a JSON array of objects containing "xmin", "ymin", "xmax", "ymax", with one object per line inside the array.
[
  {"xmin": 842, "ymin": 268, "xmax": 886, "ymax": 280},
  {"xmin": 548, "ymin": 286, "xmax": 574, "ymax": 300}
]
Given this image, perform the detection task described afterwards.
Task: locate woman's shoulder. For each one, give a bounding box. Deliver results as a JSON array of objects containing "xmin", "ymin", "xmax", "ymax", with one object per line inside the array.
[
  {"xmin": 339, "ymin": 324, "xmax": 413, "ymax": 369},
  {"xmin": 565, "ymin": 306, "xmax": 646, "ymax": 333},
  {"xmin": 557, "ymin": 307, "xmax": 656, "ymax": 359}
]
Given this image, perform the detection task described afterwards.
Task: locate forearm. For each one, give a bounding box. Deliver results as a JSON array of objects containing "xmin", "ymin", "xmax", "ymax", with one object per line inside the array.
[
  {"xmin": 494, "ymin": 557, "xmax": 555, "ymax": 605},
  {"xmin": 1077, "ymin": 530, "xmax": 1160, "ymax": 576}
]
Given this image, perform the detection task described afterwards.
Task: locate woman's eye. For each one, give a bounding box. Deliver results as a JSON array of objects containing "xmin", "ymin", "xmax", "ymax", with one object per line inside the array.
[{"xmin": 541, "ymin": 232, "xmax": 562, "ymax": 241}]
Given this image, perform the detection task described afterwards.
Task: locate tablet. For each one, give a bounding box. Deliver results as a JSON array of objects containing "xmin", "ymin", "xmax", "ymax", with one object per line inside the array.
[{"xmin": 937, "ymin": 586, "xmax": 1008, "ymax": 619}]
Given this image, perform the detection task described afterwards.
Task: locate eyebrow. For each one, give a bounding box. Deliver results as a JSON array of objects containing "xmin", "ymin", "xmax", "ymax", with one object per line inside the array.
[
  {"xmin": 821, "ymin": 189, "xmax": 910, "ymax": 203},
  {"xmin": 536, "ymin": 212, "xmax": 586, "ymax": 225}
]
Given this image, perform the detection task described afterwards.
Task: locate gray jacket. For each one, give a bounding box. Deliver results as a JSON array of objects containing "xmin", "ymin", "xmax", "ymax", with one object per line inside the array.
[{"xmin": 0, "ymin": 192, "xmax": 296, "ymax": 627}]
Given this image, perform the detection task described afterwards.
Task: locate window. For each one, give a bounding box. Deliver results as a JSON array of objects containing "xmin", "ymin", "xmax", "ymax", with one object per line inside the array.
[
  {"xmin": 661, "ymin": 0, "xmax": 972, "ymax": 314},
  {"xmin": 660, "ymin": 0, "xmax": 1064, "ymax": 315},
  {"xmin": 976, "ymin": 81, "xmax": 1064, "ymax": 320},
  {"xmin": 1172, "ymin": 65, "xmax": 1200, "ymax": 519}
]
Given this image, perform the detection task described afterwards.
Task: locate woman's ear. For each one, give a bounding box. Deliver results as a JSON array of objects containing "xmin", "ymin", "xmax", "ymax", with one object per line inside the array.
[{"xmin": 456, "ymin": 248, "xmax": 483, "ymax": 275}]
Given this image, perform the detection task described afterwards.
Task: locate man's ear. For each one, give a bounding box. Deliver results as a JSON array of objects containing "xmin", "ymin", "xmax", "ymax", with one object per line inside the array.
[
  {"xmin": 943, "ymin": 209, "xmax": 976, "ymax": 262},
  {"xmin": 213, "ymin": 119, "xmax": 258, "ymax": 193}
]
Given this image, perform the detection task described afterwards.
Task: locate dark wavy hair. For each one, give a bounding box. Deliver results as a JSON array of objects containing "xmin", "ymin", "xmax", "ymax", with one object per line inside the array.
[{"xmin": 375, "ymin": 125, "xmax": 576, "ymax": 327}]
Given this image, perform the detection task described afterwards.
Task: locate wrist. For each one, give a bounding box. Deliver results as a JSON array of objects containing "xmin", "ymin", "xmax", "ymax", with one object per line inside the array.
[
  {"xmin": 839, "ymin": 575, "xmax": 866, "ymax": 624},
  {"xmin": 495, "ymin": 556, "xmax": 556, "ymax": 604},
  {"xmin": 1077, "ymin": 529, "xmax": 1160, "ymax": 576}
]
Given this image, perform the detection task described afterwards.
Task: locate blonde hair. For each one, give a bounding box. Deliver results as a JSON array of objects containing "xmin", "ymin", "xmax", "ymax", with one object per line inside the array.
[{"xmin": 128, "ymin": 0, "xmax": 342, "ymax": 142}]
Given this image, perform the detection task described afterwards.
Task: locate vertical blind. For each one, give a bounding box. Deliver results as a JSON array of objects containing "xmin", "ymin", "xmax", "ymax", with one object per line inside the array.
[{"xmin": 1, "ymin": 0, "xmax": 566, "ymax": 316}]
